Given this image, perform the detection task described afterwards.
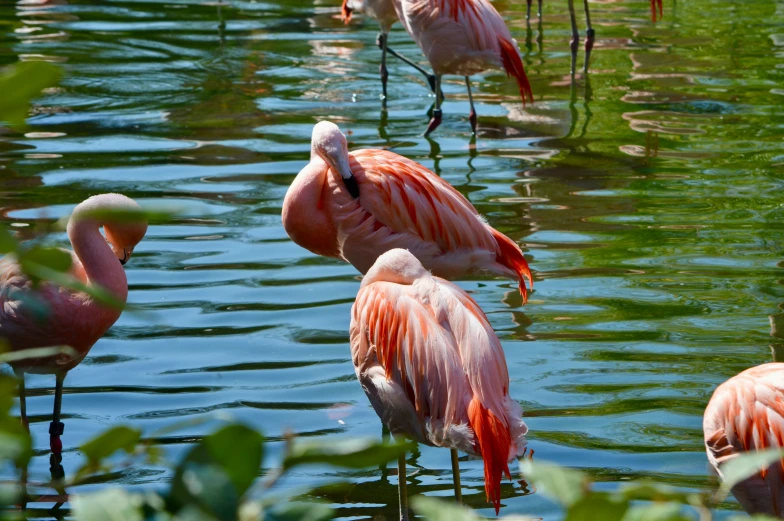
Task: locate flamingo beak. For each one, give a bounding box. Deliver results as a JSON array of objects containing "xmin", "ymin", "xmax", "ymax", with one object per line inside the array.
[
  {"xmin": 325, "ymin": 154, "xmax": 359, "ymax": 199},
  {"xmin": 119, "ymin": 249, "xmax": 130, "ymax": 266}
]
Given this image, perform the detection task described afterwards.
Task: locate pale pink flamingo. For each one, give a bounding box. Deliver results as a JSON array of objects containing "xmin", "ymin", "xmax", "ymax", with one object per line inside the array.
[
  {"xmin": 340, "ymin": 0, "xmax": 440, "ymax": 97},
  {"xmin": 0, "ymin": 193, "xmax": 147, "ymax": 455},
  {"xmin": 350, "ymin": 248, "xmax": 528, "ymax": 518},
  {"xmin": 391, "ymin": 0, "xmax": 534, "ymax": 135},
  {"xmin": 703, "ymin": 363, "xmax": 784, "ymax": 518},
  {"xmin": 282, "ymin": 121, "xmax": 533, "ymax": 302}
]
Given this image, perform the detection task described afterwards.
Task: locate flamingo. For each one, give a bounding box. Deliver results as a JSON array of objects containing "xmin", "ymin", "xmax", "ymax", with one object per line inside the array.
[
  {"xmin": 391, "ymin": 0, "xmax": 534, "ymax": 135},
  {"xmin": 703, "ymin": 363, "xmax": 784, "ymax": 518},
  {"xmin": 0, "ymin": 193, "xmax": 148, "ymax": 456},
  {"xmin": 340, "ymin": 0, "xmax": 440, "ymax": 97},
  {"xmin": 282, "ymin": 121, "xmax": 533, "ymax": 302},
  {"xmin": 350, "ymin": 248, "xmax": 528, "ymax": 518}
]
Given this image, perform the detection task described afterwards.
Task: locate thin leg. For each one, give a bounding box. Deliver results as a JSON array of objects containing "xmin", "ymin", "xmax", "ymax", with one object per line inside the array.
[
  {"xmin": 16, "ymin": 370, "xmax": 28, "ymax": 432},
  {"xmin": 50, "ymin": 373, "xmax": 65, "ymax": 456},
  {"xmin": 537, "ymin": 0, "xmax": 542, "ymax": 17},
  {"xmin": 526, "ymin": 0, "xmax": 532, "ymax": 20},
  {"xmin": 465, "ymin": 77, "xmax": 476, "ymax": 134},
  {"xmin": 398, "ymin": 453, "xmax": 409, "ymax": 521},
  {"xmin": 424, "ymin": 75, "xmax": 442, "ymax": 136},
  {"xmin": 583, "ymin": 0, "xmax": 595, "ymax": 73},
  {"xmin": 379, "ymin": 32, "xmax": 389, "ymax": 99},
  {"xmin": 567, "ymin": 0, "xmax": 579, "ymax": 79},
  {"xmin": 381, "ymin": 41, "xmax": 439, "ymax": 95},
  {"xmin": 450, "ymin": 448, "xmax": 462, "ymax": 504}
]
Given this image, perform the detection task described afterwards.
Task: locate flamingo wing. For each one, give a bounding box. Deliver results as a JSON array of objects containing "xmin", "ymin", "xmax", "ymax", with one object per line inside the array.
[
  {"xmin": 350, "ymin": 278, "xmax": 471, "ymax": 443},
  {"xmin": 704, "ymin": 363, "xmax": 784, "ymax": 517}
]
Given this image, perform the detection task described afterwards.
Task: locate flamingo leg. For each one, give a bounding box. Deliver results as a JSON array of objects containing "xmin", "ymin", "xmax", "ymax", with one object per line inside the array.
[
  {"xmin": 379, "ymin": 32, "xmax": 389, "ymax": 99},
  {"xmin": 526, "ymin": 0, "xmax": 532, "ymax": 19},
  {"xmin": 424, "ymin": 75, "xmax": 442, "ymax": 137},
  {"xmin": 450, "ymin": 448, "xmax": 462, "ymax": 504},
  {"xmin": 583, "ymin": 0, "xmax": 595, "ymax": 73},
  {"xmin": 381, "ymin": 38, "xmax": 439, "ymax": 95},
  {"xmin": 465, "ymin": 77, "xmax": 477, "ymax": 134},
  {"xmin": 397, "ymin": 452, "xmax": 409, "ymax": 521},
  {"xmin": 567, "ymin": 0, "xmax": 579, "ymax": 79},
  {"xmin": 16, "ymin": 370, "xmax": 28, "ymax": 432},
  {"xmin": 49, "ymin": 373, "xmax": 64, "ymax": 456},
  {"xmin": 538, "ymin": 0, "xmax": 542, "ymax": 17}
]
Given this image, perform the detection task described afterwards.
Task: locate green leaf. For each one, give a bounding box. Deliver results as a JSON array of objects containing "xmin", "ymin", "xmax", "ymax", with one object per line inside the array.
[
  {"xmin": 169, "ymin": 423, "xmax": 264, "ymax": 521},
  {"xmin": 727, "ymin": 516, "xmax": 783, "ymax": 521},
  {"xmin": 621, "ymin": 503, "xmax": 691, "ymax": 521},
  {"xmin": 720, "ymin": 447, "xmax": 784, "ymax": 491},
  {"xmin": 20, "ymin": 246, "xmax": 72, "ymax": 273},
  {"xmin": 20, "ymin": 261, "xmax": 125, "ymax": 310},
  {"xmin": 519, "ymin": 459, "xmax": 589, "ymax": 507},
  {"xmin": 283, "ymin": 437, "xmax": 415, "ymax": 470},
  {"xmin": 0, "ymin": 428, "xmax": 32, "ymax": 467},
  {"xmin": 71, "ymin": 488, "xmax": 144, "ymax": 521},
  {"xmin": 564, "ymin": 494, "xmax": 628, "ymax": 521},
  {"xmin": 0, "ymin": 228, "xmax": 17, "ymax": 254},
  {"xmin": 411, "ymin": 496, "xmax": 480, "ymax": 521},
  {"xmin": 263, "ymin": 502, "xmax": 335, "ymax": 521},
  {"xmin": 0, "ymin": 61, "xmax": 63, "ymax": 128},
  {"xmin": 80, "ymin": 425, "xmax": 142, "ymax": 466},
  {"xmin": 0, "ymin": 345, "xmax": 78, "ymax": 365},
  {"xmin": 616, "ymin": 482, "xmax": 693, "ymax": 504}
]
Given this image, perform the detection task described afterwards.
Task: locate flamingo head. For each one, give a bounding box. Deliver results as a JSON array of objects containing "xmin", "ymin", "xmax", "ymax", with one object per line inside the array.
[
  {"xmin": 101, "ymin": 197, "xmax": 148, "ymax": 266},
  {"xmin": 310, "ymin": 121, "xmax": 358, "ymax": 198},
  {"xmin": 361, "ymin": 249, "xmax": 429, "ymax": 289}
]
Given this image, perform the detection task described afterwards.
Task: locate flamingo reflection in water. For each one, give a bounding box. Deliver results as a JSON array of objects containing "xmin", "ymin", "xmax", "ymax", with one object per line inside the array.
[{"xmin": 350, "ymin": 249, "xmax": 529, "ymax": 518}]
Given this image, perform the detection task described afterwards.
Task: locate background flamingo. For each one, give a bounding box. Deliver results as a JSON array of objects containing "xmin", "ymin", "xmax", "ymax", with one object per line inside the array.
[
  {"xmin": 282, "ymin": 121, "xmax": 533, "ymax": 302},
  {"xmin": 0, "ymin": 193, "xmax": 148, "ymax": 455},
  {"xmin": 392, "ymin": 0, "xmax": 534, "ymax": 134},
  {"xmin": 703, "ymin": 363, "xmax": 784, "ymax": 518},
  {"xmin": 341, "ymin": 0, "xmax": 439, "ymax": 97},
  {"xmin": 350, "ymin": 248, "xmax": 528, "ymax": 518}
]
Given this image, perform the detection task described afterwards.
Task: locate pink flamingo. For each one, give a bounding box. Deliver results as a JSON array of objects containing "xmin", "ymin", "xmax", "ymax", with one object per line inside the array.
[
  {"xmin": 341, "ymin": 0, "xmax": 440, "ymax": 97},
  {"xmin": 350, "ymin": 248, "xmax": 528, "ymax": 518},
  {"xmin": 703, "ymin": 363, "xmax": 784, "ymax": 518},
  {"xmin": 392, "ymin": 0, "xmax": 534, "ymax": 135},
  {"xmin": 282, "ymin": 121, "xmax": 533, "ymax": 302},
  {"xmin": 0, "ymin": 193, "xmax": 148, "ymax": 455}
]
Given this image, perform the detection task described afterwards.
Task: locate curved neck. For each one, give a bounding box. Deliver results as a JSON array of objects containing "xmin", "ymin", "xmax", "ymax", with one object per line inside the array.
[{"xmin": 67, "ymin": 218, "xmax": 128, "ymax": 303}]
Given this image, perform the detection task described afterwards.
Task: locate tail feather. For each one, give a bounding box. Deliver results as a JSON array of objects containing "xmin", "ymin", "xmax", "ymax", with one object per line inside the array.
[
  {"xmin": 498, "ymin": 37, "xmax": 533, "ymax": 107},
  {"xmin": 468, "ymin": 397, "xmax": 512, "ymax": 515},
  {"xmin": 650, "ymin": 0, "xmax": 663, "ymax": 21},
  {"xmin": 490, "ymin": 228, "xmax": 533, "ymax": 305},
  {"xmin": 341, "ymin": 0, "xmax": 353, "ymax": 23}
]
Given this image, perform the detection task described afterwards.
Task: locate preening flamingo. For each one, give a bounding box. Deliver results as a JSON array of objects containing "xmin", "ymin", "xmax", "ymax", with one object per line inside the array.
[
  {"xmin": 341, "ymin": 0, "xmax": 439, "ymax": 97},
  {"xmin": 392, "ymin": 0, "xmax": 534, "ymax": 135},
  {"xmin": 0, "ymin": 193, "xmax": 148, "ymax": 455},
  {"xmin": 282, "ymin": 121, "xmax": 533, "ymax": 302},
  {"xmin": 703, "ymin": 363, "xmax": 784, "ymax": 518},
  {"xmin": 350, "ymin": 248, "xmax": 528, "ymax": 517}
]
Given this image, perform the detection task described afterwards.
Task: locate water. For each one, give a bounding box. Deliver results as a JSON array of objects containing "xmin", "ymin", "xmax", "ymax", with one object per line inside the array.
[{"xmin": 2, "ymin": 0, "xmax": 784, "ymax": 518}]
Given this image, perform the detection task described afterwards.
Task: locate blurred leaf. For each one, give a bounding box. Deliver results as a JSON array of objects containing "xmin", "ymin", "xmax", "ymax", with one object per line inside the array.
[
  {"xmin": 20, "ymin": 261, "xmax": 124, "ymax": 310},
  {"xmin": 80, "ymin": 425, "xmax": 142, "ymax": 466},
  {"xmin": 616, "ymin": 482, "xmax": 694, "ymax": 504},
  {"xmin": 263, "ymin": 502, "xmax": 334, "ymax": 521},
  {"xmin": 0, "ymin": 428, "xmax": 32, "ymax": 467},
  {"xmin": 564, "ymin": 494, "xmax": 628, "ymax": 521},
  {"xmin": 0, "ymin": 228, "xmax": 16, "ymax": 254},
  {"xmin": 0, "ymin": 345, "xmax": 78, "ymax": 365},
  {"xmin": 169, "ymin": 423, "xmax": 263, "ymax": 521},
  {"xmin": 283, "ymin": 437, "xmax": 414, "ymax": 470},
  {"xmin": 201, "ymin": 424, "xmax": 263, "ymax": 496},
  {"xmin": 0, "ymin": 61, "xmax": 62, "ymax": 127},
  {"xmin": 727, "ymin": 516, "xmax": 782, "ymax": 521},
  {"xmin": 20, "ymin": 246, "xmax": 72, "ymax": 274},
  {"xmin": 621, "ymin": 503, "xmax": 691, "ymax": 521},
  {"xmin": 720, "ymin": 447, "xmax": 784, "ymax": 491},
  {"xmin": 0, "ymin": 483, "xmax": 20, "ymax": 508},
  {"xmin": 71, "ymin": 488, "xmax": 144, "ymax": 521},
  {"xmin": 411, "ymin": 496, "xmax": 480, "ymax": 521},
  {"xmin": 519, "ymin": 459, "xmax": 589, "ymax": 507}
]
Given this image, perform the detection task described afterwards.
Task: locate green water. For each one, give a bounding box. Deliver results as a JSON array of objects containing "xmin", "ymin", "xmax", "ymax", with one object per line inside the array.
[{"xmin": 1, "ymin": 0, "xmax": 783, "ymax": 518}]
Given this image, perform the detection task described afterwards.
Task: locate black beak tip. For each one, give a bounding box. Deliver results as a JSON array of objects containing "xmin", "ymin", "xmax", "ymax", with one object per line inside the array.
[
  {"xmin": 344, "ymin": 176, "xmax": 360, "ymax": 199},
  {"xmin": 119, "ymin": 258, "xmax": 128, "ymax": 266}
]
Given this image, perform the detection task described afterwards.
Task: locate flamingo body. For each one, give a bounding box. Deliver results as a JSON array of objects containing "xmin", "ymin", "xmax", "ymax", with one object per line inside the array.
[
  {"xmin": 394, "ymin": 0, "xmax": 533, "ymax": 103},
  {"xmin": 282, "ymin": 122, "xmax": 533, "ymax": 301},
  {"xmin": 0, "ymin": 193, "xmax": 147, "ymax": 374},
  {"xmin": 703, "ymin": 363, "xmax": 784, "ymax": 518},
  {"xmin": 350, "ymin": 248, "xmax": 527, "ymax": 512}
]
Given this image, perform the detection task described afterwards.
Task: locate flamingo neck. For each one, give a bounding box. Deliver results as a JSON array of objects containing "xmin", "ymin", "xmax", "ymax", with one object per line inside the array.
[{"xmin": 67, "ymin": 209, "xmax": 128, "ymax": 304}]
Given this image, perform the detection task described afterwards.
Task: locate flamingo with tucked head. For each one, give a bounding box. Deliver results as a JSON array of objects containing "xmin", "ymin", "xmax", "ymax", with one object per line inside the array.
[
  {"xmin": 703, "ymin": 363, "xmax": 784, "ymax": 518},
  {"xmin": 0, "ymin": 193, "xmax": 148, "ymax": 455},
  {"xmin": 282, "ymin": 121, "xmax": 533, "ymax": 302},
  {"xmin": 350, "ymin": 248, "xmax": 528, "ymax": 518}
]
